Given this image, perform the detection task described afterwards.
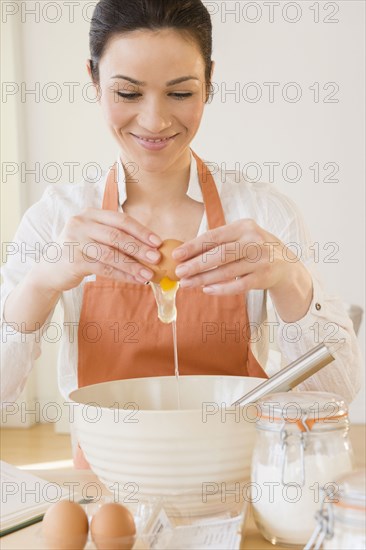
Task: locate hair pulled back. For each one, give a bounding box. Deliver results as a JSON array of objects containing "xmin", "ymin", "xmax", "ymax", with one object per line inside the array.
[{"xmin": 89, "ymin": 0, "xmax": 213, "ymax": 101}]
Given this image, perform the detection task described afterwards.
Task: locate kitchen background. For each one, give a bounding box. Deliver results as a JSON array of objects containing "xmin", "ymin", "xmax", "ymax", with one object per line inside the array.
[{"xmin": 1, "ymin": 0, "xmax": 365, "ymax": 430}]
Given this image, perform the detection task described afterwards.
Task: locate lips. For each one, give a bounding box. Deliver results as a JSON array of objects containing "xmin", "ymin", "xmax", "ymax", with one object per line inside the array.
[
  {"xmin": 130, "ymin": 133, "xmax": 178, "ymax": 151},
  {"xmin": 131, "ymin": 133, "xmax": 177, "ymax": 142}
]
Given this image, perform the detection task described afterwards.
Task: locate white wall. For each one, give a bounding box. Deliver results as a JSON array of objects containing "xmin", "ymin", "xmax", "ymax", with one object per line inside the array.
[
  {"xmin": 2, "ymin": 1, "xmax": 364, "ymax": 422},
  {"xmin": 0, "ymin": 11, "xmax": 37, "ymax": 427}
]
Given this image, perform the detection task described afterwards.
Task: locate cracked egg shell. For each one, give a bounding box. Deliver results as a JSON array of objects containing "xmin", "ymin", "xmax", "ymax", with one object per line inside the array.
[{"xmin": 143, "ymin": 238, "xmax": 184, "ymax": 283}]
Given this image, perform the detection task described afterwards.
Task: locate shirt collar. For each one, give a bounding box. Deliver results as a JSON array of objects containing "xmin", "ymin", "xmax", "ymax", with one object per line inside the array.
[{"xmin": 115, "ymin": 149, "xmax": 203, "ymax": 206}]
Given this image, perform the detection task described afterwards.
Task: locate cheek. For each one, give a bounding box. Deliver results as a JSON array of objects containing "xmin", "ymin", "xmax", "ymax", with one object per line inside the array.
[
  {"xmin": 100, "ymin": 90, "xmax": 130, "ymax": 126},
  {"xmin": 181, "ymin": 99, "xmax": 205, "ymax": 131}
]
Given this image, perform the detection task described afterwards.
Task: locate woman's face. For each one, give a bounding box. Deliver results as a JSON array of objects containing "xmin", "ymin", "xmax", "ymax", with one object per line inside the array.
[{"xmin": 93, "ymin": 28, "xmax": 210, "ymax": 172}]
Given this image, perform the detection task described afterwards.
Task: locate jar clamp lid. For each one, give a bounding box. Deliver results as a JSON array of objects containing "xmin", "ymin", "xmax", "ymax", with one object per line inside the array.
[
  {"xmin": 255, "ymin": 392, "xmax": 350, "ymax": 488},
  {"xmin": 334, "ymin": 469, "xmax": 366, "ymax": 511},
  {"xmin": 304, "ymin": 470, "xmax": 365, "ymax": 550},
  {"xmin": 256, "ymin": 391, "xmax": 348, "ymax": 432}
]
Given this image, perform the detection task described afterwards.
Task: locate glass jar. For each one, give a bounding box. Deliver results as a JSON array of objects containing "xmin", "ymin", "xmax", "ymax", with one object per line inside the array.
[
  {"xmin": 305, "ymin": 469, "xmax": 365, "ymax": 550},
  {"xmin": 251, "ymin": 391, "xmax": 354, "ymax": 546}
]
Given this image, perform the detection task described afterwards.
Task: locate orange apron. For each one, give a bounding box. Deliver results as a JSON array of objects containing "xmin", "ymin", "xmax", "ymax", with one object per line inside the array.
[{"xmin": 74, "ymin": 150, "xmax": 267, "ymax": 468}]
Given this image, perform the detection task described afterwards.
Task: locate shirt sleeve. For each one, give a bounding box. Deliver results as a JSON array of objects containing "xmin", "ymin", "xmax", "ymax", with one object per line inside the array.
[
  {"xmin": 267, "ymin": 192, "xmax": 362, "ymax": 404},
  {"xmin": 1, "ymin": 186, "xmax": 58, "ymax": 403}
]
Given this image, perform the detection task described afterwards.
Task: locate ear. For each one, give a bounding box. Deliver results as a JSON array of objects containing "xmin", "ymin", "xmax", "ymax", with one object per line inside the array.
[
  {"xmin": 86, "ymin": 59, "xmax": 101, "ymax": 104},
  {"xmin": 210, "ymin": 59, "xmax": 215, "ymax": 80},
  {"xmin": 86, "ymin": 59, "xmax": 93, "ymax": 79},
  {"xmin": 205, "ymin": 60, "xmax": 216, "ymax": 103}
]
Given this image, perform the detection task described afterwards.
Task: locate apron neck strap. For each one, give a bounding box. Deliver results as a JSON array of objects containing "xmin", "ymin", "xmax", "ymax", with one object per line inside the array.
[
  {"xmin": 190, "ymin": 149, "xmax": 225, "ymax": 229},
  {"xmin": 102, "ymin": 163, "xmax": 119, "ymax": 211}
]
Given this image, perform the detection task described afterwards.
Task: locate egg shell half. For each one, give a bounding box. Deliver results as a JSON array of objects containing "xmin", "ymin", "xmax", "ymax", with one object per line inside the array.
[{"xmin": 142, "ymin": 238, "xmax": 184, "ymax": 283}]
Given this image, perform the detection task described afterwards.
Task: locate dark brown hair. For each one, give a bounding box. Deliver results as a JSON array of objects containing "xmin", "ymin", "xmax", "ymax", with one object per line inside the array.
[{"xmin": 89, "ymin": 0, "xmax": 213, "ymax": 101}]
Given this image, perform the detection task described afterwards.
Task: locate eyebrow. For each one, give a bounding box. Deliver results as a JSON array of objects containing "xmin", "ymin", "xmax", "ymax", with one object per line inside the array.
[{"xmin": 110, "ymin": 75, "xmax": 199, "ymax": 86}]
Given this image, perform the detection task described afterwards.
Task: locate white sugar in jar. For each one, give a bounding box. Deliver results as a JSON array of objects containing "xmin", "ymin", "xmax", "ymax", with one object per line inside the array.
[
  {"xmin": 251, "ymin": 391, "xmax": 354, "ymax": 546},
  {"xmin": 305, "ymin": 469, "xmax": 366, "ymax": 550}
]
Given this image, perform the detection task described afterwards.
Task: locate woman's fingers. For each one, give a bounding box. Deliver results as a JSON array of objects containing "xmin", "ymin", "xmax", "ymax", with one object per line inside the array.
[
  {"xmin": 82, "ymin": 219, "xmax": 161, "ymax": 267},
  {"xmin": 172, "ymin": 225, "xmax": 235, "ymax": 262},
  {"xmin": 172, "ymin": 220, "xmax": 255, "ymax": 261},
  {"xmin": 87, "ymin": 258, "xmax": 148, "ymax": 284},
  {"xmin": 179, "ymin": 257, "xmax": 254, "ymax": 288},
  {"xmin": 175, "ymin": 241, "xmax": 239, "ymax": 278},
  {"xmin": 81, "ymin": 241, "xmax": 154, "ymax": 282},
  {"xmin": 171, "ymin": 218, "xmax": 287, "ymax": 294},
  {"xmin": 46, "ymin": 208, "xmax": 162, "ymax": 292},
  {"xmin": 173, "ymin": 221, "xmax": 261, "ymax": 277},
  {"xmin": 202, "ymin": 274, "xmax": 256, "ymax": 295},
  {"xmin": 81, "ymin": 208, "xmax": 162, "ymax": 247},
  {"xmin": 60, "ymin": 209, "xmax": 163, "ymax": 284},
  {"xmin": 175, "ymin": 240, "xmax": 264, "ymax": 278}
]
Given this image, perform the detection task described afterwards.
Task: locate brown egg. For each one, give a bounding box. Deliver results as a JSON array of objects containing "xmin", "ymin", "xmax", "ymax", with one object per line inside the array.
[
  {"xmin": 90, "ymin": 502, "xmax": 136, "ymax": 550},
  {"xmin": 142, "ymin": 238, "xmax": 184, "ymax": 283},
  {"xmin": 42, "ymin": 500, "xmax": 89, "ymax": 550}
]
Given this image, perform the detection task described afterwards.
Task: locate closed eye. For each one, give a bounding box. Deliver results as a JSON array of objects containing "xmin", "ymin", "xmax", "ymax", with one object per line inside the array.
[
  {"xmin": 116, "ymin": 92, "xmax": 193, "ymax": 100},
  {"xmin": 116, "ymin": 92, "xmax": 140, "ymax": 100},
  {"xmin": 170, "ymin": 93, "xmax": 193, "ymax": 100}
]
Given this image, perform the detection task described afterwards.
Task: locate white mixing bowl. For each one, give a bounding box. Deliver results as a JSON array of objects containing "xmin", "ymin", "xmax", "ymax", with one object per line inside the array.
[{"xmin": 69, "ymin": 375, "xmax": 263, "ymax": 515}]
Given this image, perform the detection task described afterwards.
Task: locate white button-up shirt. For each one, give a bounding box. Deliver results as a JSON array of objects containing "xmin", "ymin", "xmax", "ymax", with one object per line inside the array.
[{"xmin": 1, "ymin": 151, "xmax": 362, "ymax": 403}]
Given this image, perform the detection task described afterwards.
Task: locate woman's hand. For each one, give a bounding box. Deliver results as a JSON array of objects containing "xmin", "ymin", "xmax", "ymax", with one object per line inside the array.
[
  {"xmin": 33, "ymin": 208, "xmax": 162, "ymax": 293},
  {"xmin": 172, "ymin": 219, "xmax": 313, "ymax": 322}
]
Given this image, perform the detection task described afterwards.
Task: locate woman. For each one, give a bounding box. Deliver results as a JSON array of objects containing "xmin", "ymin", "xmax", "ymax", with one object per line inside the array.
[{"xmin": 1, "ymin": 0, "xmax": 361, "ymax": 409}]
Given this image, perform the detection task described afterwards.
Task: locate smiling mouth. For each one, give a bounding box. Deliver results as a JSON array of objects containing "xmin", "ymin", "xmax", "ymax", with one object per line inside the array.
[{"xmin": 131, "ymin": 133, "xmax": 178, "ymax": 143}]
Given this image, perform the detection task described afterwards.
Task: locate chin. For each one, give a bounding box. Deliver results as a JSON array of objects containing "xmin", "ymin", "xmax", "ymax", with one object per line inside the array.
[
  {"xmin": 132, "ymin": 154, "xmax": 174, "ymax": 173},
  {"xmin": 117, "ymin": 134, "xmax": 191, "ymax": 169}
]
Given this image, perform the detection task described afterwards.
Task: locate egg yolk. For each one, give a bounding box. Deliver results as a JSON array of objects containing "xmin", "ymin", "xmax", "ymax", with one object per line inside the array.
[{"xmin": 159, "ymin": 277, "xmax": 179, "ymax": 292}]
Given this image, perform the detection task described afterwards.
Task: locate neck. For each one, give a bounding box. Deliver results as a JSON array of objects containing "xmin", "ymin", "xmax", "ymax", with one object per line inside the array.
[{"xmin": 122, "ymin": 149, "xmax": 192, "ymax": 208}]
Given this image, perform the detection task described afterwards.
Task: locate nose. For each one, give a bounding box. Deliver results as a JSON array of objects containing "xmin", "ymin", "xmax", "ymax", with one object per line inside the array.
[{"xmin": 136, "ymin": 97, "xmax": 172, "ymax": 134}]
